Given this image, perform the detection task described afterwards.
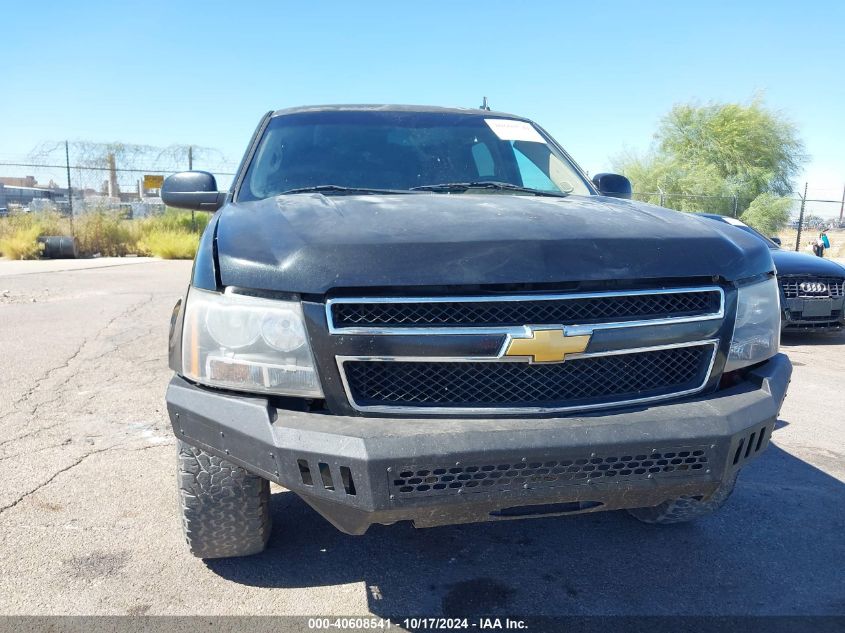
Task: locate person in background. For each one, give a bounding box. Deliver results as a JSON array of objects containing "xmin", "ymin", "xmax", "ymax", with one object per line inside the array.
[
  {"xmin": 812, "ymin": 228, "xmax": 830, "ymax": 258},
  {"xmin": 820, "ymin": 228, "xmax": 831, "ymax": 256}
]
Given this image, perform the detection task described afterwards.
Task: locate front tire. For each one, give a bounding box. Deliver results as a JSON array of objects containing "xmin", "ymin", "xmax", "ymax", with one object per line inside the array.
[
  {"xmin": 627, "ymin": 471, "xmax": 738, "ymax": 524},
  {"xmin": 177, "ymin": 440, "xmax": 271, "ymax": 558}
]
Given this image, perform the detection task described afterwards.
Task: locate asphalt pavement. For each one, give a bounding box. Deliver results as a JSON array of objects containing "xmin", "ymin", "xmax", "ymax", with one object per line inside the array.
[{"xmin": 0, "ymin": 258, "xmax": 843, "ymax": 617}]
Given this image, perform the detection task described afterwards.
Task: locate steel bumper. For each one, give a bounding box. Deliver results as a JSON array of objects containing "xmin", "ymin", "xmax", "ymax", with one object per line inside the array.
[{"xmin": 165, "ymin": 354, "xmax": 792, "ymax": 534}]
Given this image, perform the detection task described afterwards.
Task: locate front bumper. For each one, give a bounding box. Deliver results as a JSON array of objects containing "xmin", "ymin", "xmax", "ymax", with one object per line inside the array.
[
  {"xmin": 165, "ymin": 354, "xmax": 792, "ymax": 535},
  {"xmin": 782, "ymin": 296, "xmax": 845, "ymax": 331}
]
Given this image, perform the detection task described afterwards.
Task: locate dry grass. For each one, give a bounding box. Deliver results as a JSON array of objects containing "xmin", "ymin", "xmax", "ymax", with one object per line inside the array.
[
  {"xmin": 136, "ymin": 230, "xmax": 200, "ymax": 259},
  {"xmin": 0, "ymin": 226, "xmax": 44, "ymax": 259},
  {"xmin": 0, "ymin": 207, "xmax": 205, "ymax": 260},
  {"xmin": 74, "ymin": 211, "xmax": 141, "ymax": 257},
  {"xmin": 0, "ymin": 211, "xmax": 66, "ymax": 259},
  {"xmin": 777, "ymin": 229, "xmax": 844, "ymax": 259}
]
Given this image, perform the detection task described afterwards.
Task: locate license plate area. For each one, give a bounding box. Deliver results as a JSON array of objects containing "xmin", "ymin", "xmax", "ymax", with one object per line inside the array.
[{"xmin": 802, "ymin": 299, "xmax": 833, "ymax": 317}]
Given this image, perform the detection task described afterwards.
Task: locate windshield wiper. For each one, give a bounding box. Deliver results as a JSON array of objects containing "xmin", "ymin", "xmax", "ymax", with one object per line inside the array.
[
  {"xmin": 410, "ymin": 181, "xmax": 569, "ymax": 197},
  {"xmin": 278, "ymin": 185, "xmax": 415, "ymax": 196}
]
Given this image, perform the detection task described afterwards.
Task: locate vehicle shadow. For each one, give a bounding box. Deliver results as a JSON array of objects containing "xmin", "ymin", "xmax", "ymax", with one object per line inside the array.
[
  {"xmin": 206, "ymin": 426, "xmax": 845, "ymax": 616},
  {"xmin": 781, "ymin": 328, "xmax": 845, "ymax": 347}
]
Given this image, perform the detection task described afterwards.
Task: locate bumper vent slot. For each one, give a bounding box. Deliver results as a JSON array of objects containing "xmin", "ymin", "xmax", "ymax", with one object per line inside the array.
[
  {"xmin": 297, "ymin": 458, "xmax": 357, "ymax": 497},
  {"xmin": 340, "ymin": 466, "xmax": 356, "ymax": 496},
  {"xmin": 319, "ymin": 462, "xmax": 334, "ymax": 491},
  {"xmin": 297, "ymin": 459, "xmax": 313, "ymax": 486},
  {"xmin": 732, "ymin": 425, "xmax": 770, "ymax": 466}
]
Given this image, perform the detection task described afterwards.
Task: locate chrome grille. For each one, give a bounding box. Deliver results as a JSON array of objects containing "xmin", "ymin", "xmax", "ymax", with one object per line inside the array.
[
  {"xmin": 780, "ymin": 276, "xmax": 845, "ymax": 299},
  {"xmin": 331, "ymin": 286, "xmax": 724, "ymax": 415},
  {"xmin": 328, "ymin": 288, "xmax": 723, "ymax": 332},
  {"xmin": 342, "ymin": 343, "xmax": 714, "ymax": 412}
]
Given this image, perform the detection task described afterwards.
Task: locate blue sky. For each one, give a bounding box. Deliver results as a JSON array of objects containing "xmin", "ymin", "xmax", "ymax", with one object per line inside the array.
[{"xmin": 2, "ymin": 0, "xmax": 843, "ymax": 200}]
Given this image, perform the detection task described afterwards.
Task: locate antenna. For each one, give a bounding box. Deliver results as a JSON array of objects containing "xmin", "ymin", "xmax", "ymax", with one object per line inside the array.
[{"xmin": 479, "ymin": 96, "xmax": 491, "ymax": 111}]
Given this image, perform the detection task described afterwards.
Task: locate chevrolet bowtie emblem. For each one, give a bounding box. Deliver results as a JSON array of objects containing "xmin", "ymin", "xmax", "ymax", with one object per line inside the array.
[{"xmin": 504, "ymin": 328, "xmax": 592, "ymax": 363}]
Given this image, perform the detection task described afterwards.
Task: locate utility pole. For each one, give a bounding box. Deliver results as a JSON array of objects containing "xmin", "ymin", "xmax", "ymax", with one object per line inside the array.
[
  {"xmin": 188, "ymin": 145, "xmax": 195, "ymax": 232},
  {"xmin": 795, "ymin": 182, "xmax": 807, "ymax": 252},
  {"xmin": 839, "ymin": 183, "xmax": 844, "ymax": 225},
  {"xmin": 107, "ymin": 153, "xmax": 119, "ymax": 199},
  {"xmin": 65, "ymin": 141, "xmax": 74, "ymax": 236}
]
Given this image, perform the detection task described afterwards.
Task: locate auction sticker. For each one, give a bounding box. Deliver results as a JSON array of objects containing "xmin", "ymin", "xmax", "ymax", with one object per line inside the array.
[{"xmin": 485, "ymin": 118, "xmax": 545, "ymax": 143}]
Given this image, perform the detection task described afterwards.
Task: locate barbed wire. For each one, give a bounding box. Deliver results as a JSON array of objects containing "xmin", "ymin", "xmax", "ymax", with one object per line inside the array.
[{"xmin": 0, "ymin": 161, "xmax": 236, "ymax": 175}]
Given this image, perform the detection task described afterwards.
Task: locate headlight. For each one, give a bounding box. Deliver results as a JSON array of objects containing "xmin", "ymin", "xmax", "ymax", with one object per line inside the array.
[
  {"xmin": 725, "ymin": 277, "xmax": 780, "ymax": 372},
  {"xmin": 182, "ymin": 288, "xmax": 323, "ymax": 398}
]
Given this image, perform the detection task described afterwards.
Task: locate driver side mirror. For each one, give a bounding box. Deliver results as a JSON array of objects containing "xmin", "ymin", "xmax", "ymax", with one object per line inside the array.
[
  {"xmin": 161, "ymin": 171, "xmax": 226, "ymax": 211},
  {"xmin": 591, "ymin": 173, "xmax": 632, "ymax": 199}
]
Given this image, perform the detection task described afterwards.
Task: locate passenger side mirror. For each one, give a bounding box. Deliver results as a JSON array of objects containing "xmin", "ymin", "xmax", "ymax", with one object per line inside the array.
[
  {"xmin": 591, "ymin": 173, "xmax": 632, "ymax": 200},
  {"xmin": 161, "ymin": 171, "xmax": 226, "ymax": 211},
  {"xmin": 770, "ymin": 237, "xmax": 782, "ymax": 246}
]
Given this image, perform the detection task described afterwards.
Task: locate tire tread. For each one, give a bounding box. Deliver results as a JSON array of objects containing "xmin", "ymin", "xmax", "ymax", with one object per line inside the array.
[
  {"xmin": 177, "ymin": 440, "xmax": 271, "ymax": 558},
  {"xmin": 627, "ymin": 472, "xmax": 738, "ymax": 524}
]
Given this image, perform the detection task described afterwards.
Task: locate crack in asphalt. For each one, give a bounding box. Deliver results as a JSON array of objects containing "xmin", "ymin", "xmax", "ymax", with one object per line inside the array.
[
  {"xmin": 0, "ymin": 448, "xmax": 112, "ymax": 515},
  {"xmin": 0, "ymin": 443, "xmax": 171, "ymax": 516},
  {"xmin": 0, "ymin": 293, "xmax": 156, "ymax": 448},
  {"xmin": 0, "ymin": 259, "xmax": 159, "ymax": 278}
]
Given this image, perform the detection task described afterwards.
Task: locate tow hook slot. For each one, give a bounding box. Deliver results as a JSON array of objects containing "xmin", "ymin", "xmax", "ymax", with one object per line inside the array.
[{"xmin": 490, "ymin": 500, "xmax": 603, "ymax": 518}]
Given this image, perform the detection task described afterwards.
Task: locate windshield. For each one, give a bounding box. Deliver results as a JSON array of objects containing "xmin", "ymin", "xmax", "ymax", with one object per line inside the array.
[{"xmin": 238, "ymin": 110, "xmax": 593, "ymax": 201}]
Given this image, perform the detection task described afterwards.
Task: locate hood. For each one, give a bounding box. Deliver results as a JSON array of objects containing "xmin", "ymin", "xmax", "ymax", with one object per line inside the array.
[
  {"xmin": 215, "ymin": 193, "xmax": 774, "ymax": 294},
  {"xmin": 771, "ymin": 248, "xmax": 845, "ymax": 277}
]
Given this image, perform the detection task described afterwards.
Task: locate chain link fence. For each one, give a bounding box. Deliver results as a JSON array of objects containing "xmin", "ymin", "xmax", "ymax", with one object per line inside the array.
[
  {"xmin": 0, "ymin": 142, "xmax": 237, "ymax": 226},
  {"xmin": 631, "ymin": 190, "xmax": 844, "ymax": 230}
]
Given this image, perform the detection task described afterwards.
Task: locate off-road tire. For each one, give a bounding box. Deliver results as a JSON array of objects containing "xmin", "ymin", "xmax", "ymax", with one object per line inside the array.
[
  {"xmin": 627, "ymin": 471, "xmax": 738, "ymax": 524},
  {"xmin": 177, "ymin": 440, "xmax": 271, "ymax": 558}
]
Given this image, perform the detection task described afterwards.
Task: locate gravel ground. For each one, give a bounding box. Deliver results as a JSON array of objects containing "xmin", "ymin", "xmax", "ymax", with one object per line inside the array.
[{"xmin": 0, "ymin": 258, "xmax": 843, "ymax": 617}]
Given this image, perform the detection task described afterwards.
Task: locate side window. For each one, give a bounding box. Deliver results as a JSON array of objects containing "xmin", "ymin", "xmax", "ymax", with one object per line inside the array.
[
  {"xmin": 471, "ymin": 142, "xmax": 495, "ymax": 178},
  {"xmin": 512, "ymin": 144, "xmax": 557, "ymax": 190}
]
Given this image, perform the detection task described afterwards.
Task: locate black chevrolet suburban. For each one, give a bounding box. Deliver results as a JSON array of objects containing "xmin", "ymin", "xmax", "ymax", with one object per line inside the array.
[{"xmin": 163, "ymin": 105, "xmax": 792, "ymax": 559}]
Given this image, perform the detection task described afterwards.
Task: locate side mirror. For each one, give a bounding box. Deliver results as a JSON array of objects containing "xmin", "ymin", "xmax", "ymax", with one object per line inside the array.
[
  {"xmin": 161, "ymin": 171, "xmax": 226, "ymax": 211},
  {"xmin": 591, "ymin": 173, "xmax": 632, "ymax": 199},
  {"xmin": 770, "ymin": 237, "xmax": 782, "ymax": 246}
]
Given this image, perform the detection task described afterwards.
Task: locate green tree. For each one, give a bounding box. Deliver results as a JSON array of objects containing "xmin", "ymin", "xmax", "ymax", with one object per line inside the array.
[
  {"xmin": 739, "ymin": 192, "xmax": 793, "ymax": 236},
  {"xmin": 615, "ymin": 97, "xmax": 806, "ymax": 219}
]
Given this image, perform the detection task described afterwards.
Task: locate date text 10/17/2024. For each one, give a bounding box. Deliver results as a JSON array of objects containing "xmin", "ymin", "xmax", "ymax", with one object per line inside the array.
[{"xmin": 307, "ymin": 617, "xmax": 529, "ymax": 630}]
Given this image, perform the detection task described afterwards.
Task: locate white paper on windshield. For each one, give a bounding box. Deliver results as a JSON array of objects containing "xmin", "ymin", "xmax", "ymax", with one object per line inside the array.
[
  {"xmin": 723, "ymin": 217, "xmax": 747, "ymax": 226},
  {"xmin": 485, "ymin": 118, "xmax": 545, "ymax": 143}
]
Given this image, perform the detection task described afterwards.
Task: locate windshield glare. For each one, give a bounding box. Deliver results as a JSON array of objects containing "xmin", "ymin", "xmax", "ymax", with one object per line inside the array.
[
  {"xmin": 728, "ymin": 221, "xmax": 780, "ymax": 249},
  {"xmin": 238, "ymin": 111, "xmax": 592, "ymax": 201}
]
